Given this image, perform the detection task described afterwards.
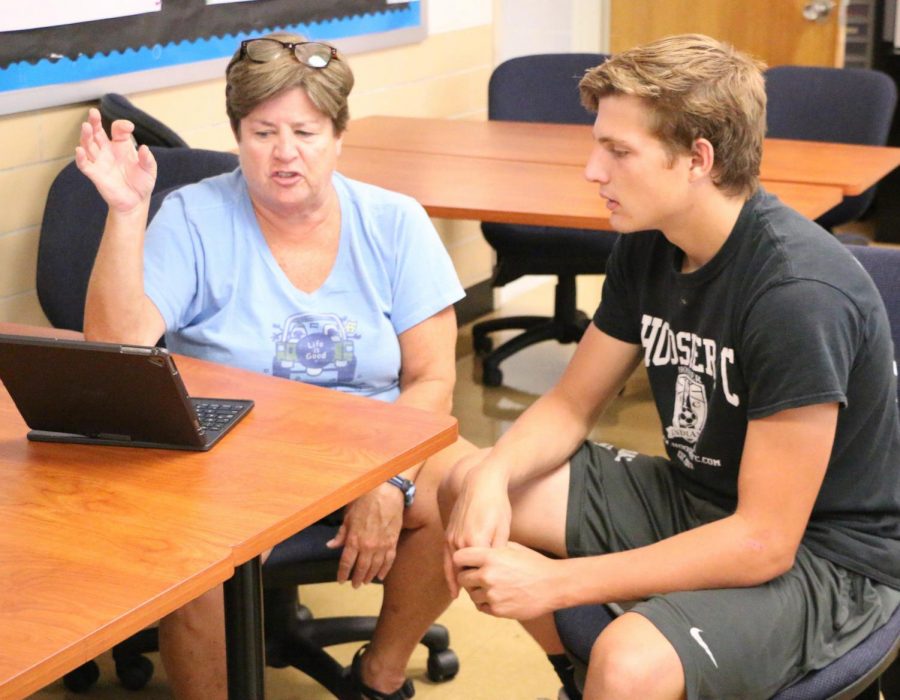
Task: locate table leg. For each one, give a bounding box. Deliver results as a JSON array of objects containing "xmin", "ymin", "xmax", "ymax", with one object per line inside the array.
[{"xmin": 224, "ymin": 555, "xmax": 265, "ymax": 700}]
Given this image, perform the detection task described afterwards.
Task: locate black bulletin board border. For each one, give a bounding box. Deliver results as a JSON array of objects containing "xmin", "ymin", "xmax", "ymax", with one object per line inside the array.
[{"xmin": 0, "ymin": 0, "xmax": 425, "ymax": 116}]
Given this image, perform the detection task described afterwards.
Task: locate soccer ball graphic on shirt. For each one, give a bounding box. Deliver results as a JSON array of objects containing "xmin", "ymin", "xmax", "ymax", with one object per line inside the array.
[{"xmin": 669, "ymin": 370, "xmax": 708, "ymax": 444}]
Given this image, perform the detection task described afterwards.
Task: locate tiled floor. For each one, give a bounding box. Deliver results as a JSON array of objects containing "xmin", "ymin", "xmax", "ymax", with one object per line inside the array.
[{"xmin": 29, "ymin": 276, "xmax": 665, "ymax": 700}]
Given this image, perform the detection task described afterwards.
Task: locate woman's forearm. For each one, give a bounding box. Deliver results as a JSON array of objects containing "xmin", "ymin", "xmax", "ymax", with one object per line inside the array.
[{"xmin": 84, "ymin": 207, "xmax": 164, "ymax": 345}]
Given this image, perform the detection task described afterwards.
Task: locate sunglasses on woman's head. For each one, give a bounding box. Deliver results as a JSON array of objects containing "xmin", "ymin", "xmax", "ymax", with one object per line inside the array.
[{"xmin": 239, "ymin": 39, "xmax": 338, "ymax": 69}]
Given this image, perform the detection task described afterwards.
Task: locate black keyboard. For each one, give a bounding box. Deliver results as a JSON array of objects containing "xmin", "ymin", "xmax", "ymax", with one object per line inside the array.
[{"xmin": 193, "ymin": 400, "xmax": 246, "ymax": 433}]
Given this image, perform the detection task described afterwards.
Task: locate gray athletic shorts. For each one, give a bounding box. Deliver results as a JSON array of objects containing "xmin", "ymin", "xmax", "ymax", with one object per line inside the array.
[{"xmin": 565, "ymin": 441, "xmax": 900, "ymax": 700}]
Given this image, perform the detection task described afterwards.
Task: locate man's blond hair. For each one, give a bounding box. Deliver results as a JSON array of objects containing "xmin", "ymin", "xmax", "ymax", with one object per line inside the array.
[{"xmin": 580, "ymin": 34, "xmax": 766, "ymax": 195}]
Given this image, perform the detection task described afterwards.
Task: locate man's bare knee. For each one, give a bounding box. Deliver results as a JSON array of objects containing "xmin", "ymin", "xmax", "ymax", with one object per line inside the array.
[
  {"xmin": 585, "ymin": 614, "xmax": 684, "ymax": 700},
  {"xmin": 406, "ymin": 438, "xmax": 478, "ymax": 530},
  {"xmin": 588, "ymin": 631, "xmax": 653, "ymax": 698}
]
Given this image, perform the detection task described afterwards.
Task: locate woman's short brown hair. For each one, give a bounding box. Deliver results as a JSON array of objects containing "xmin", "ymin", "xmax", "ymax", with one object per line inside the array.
[
  {"xmin": 225, "ymin": 32, "xmax": 354, "ymax": 137},
  {"xmin": 579, "ymin": 34, "xmax": 767, "ymax": 196}
]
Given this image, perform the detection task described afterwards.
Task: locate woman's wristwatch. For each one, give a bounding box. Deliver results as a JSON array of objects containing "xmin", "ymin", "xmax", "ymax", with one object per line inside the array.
[{"xmin": 387, "ymin": 475, "xmax": 416, "ymax": 507}]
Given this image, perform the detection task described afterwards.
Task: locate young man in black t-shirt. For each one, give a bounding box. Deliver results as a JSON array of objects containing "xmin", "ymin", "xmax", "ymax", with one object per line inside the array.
[{"xmin": 440, "ymin": 34, "xmax": 900, "ymax": 700}]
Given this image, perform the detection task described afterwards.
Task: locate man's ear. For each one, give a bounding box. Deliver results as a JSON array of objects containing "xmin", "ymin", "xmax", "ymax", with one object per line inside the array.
[{"xmin": 688, "ymin": 138, "xmax": 715, "ymax": 181}]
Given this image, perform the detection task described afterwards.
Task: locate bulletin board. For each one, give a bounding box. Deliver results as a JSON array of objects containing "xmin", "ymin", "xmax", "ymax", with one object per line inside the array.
[{"xmin": 0, "ymin": 0, "xmax": 425, "ymax": 116}]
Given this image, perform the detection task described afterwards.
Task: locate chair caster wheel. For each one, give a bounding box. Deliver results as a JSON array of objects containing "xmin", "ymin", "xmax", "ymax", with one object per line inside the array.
[
  {"xmin": 482, "ymin": 365, "xmax": 503, "ymax": 387},
  {"xmin": 296, "ymin": 604, "xmax": 314, "ymax": 622},
  {"xmin": 473, "ymin": 334, "xmax": 493, "ymax": 355},
  {"xmin": 116, "ymin": 654, "xmax": 154, "ymax": 690},
  {"xmin": 63, "ymin": 660, "xmax": 100, "ymax": 693},
  {"xmin": 427, "ymin": 648, "xmax": 460, "ymax": 682}
]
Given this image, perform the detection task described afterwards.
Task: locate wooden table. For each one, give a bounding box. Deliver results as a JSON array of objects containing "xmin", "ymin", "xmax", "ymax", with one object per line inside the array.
[
  {"xmin": 344, "ymin": 115, "xmax": 900, "ymax": 197},
  {"xmin": 761, "ymin": 139, "xmax": 900, "ymax": 196},
  {"xmin": 338, "ymin": 146, "xmax": 844, "ymax": 226},
  {"xmin": 0, "ymin": 323, "xmax": 457, "ymax": 700}
]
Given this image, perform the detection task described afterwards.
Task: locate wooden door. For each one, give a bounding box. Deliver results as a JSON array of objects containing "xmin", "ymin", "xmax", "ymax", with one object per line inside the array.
[{"xmin": 610, "ymin": 0, "xmax": 844, "ymax": 67}]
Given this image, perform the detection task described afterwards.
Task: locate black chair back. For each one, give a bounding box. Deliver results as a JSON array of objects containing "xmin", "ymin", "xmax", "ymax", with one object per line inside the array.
[
  {"xmin": 847, "ymin": 245, "xmax": 900, "ymax": 404},
  {"xmin": 765, "ymin": 66, "xmax": 898, "ymax": 230},
  {"xmin": 473, "ymin": 53, "xmax": 619, "ymax": 385},
  {"xmin": 99, "ymin": 93, "xmax": 190, "ymax": 148},
  {"xmin": 481, "ymin": 52, "xmax": 615, "ymax": 285},
  {"xmin": 488, "ymin": 53, "xmax": 603, "ymax": 125},
  {"xmin": 766, "ymin": 66, "xmax": 896, "ymax": 145},
  {"xmin": 482, "ymin": 52, "xmax": 616, "ymax": 282},
  {"xmin": 37, "ymin": 148, "xmax": 238, "ymax": 331}
]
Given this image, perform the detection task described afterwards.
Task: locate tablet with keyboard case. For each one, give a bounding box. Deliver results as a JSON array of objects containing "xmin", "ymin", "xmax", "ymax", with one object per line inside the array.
[{"xmin": 0, "ymin": 333, "xmax": 253, "ymax": 451}]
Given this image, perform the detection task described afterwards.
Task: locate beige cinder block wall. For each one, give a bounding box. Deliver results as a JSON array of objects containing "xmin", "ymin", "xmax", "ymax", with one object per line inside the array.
[{"xmin": 0, "ymin": 13, "xmax": 493, "ymax": 326}]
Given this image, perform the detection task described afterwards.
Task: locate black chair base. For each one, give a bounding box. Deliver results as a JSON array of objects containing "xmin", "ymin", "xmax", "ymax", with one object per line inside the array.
[
  {"xmin": 63, "ymin": 588, "xmax": 459, "ymax": 698},
  {"xmin": 63, "ymin": 628, "xmax": 158, "ymax": 692},
  {"xmin": 473, "ymin": 275, "xmax": 589, "ymax": 386},
  {"xmin": 265, "ymin": 587, "xmax": 459, "ymax": 699}
]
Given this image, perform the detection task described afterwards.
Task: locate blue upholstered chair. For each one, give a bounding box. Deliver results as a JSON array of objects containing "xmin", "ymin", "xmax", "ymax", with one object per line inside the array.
[
  {"xmin": 553, "ymin": 244, "xmax": 900, "ymax": 700},
  {"xmin": 472, "ymin": 53, "xmax": 619, "ymax": 387},
  {"xmin": 765, "ymin": 66, "xmax": 898, "ymax": 234}
]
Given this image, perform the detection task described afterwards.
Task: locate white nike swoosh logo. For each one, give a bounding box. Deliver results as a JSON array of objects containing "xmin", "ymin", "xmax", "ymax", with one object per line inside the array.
[{"xmin": 689, "ymin": 627, "xmax": 718, "ymax": 668}]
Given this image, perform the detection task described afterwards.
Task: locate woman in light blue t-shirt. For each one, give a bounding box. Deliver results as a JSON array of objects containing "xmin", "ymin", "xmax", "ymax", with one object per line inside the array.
[{"xmin": 75, "ymin": 32, "xmax": 473, "ymax": 700}]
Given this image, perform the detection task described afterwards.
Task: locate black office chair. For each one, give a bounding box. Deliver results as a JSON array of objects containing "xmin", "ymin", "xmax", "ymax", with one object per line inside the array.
[
  {"xmin": 553, "ymin": 244, "xmax": 900, "ymax": 700},
  {"xmin": 37, "ymin": 147, "xmax": 238, "ymax": 332},
  {"xmin": 764, "ymin": 66, "xmax": 898, "ymax": 234},
  {"xmin": 41, "ymin": 149, "xmax": 459, "ymax": 697},
  {"xmin": 99, "ymin": 93, "xmax": 189, "ymax": 149},
  {"xmin": 472, "ymin": 53, "xmax": 619, "ymax": 387},
  {"xmin": 262, "ymin": 524, "xmax": 458, "ymax": 695}
]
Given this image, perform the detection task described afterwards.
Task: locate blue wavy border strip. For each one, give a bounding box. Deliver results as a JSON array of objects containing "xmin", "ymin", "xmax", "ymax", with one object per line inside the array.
[{"xmin": 0, "ymin": 5, "xmax": 419, "ymax": 93}]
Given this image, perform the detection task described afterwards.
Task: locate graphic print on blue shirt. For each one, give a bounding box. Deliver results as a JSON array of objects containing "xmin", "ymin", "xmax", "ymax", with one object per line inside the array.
[
  {"xmin": 144, "ymin": 170, "xmax": 465, "ymax": 403},
  {"xmin": 271, "ymin": 312, "xmax": 362, "ymax": 388}
]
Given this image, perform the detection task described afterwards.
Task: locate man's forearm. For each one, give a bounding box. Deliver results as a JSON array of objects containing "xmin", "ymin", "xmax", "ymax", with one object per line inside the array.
[
  {"xmin": 550, "ymin": 512, "xmax": 796, "ymax": 611},
  {"xmin": 479, "ymin": 387, "xmax": 598, "ymax": 489}
]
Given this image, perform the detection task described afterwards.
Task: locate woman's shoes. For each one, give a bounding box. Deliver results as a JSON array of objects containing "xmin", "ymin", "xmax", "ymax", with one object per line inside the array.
[{"xmin": 348, "ymin": 645, "xmax": 415, "ymax": 700}]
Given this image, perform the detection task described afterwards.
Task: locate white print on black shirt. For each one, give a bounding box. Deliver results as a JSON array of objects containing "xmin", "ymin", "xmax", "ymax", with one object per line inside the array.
[
  {"xmin": 666, "ymin": 369, "xmax": 722, "ymax": 469},
  {"xmin": 641, "ymin": 314, "xmax": 734, "ymax": 470},
  {"xmin": 640, "ymin": 314, "xmax": 740, "ymax": 407},
  {"xmin": 595, "ymin": 443, "xmax": 638, "ymax": 463},
  {"xmin": 667, "ymin": 368, "xmax": 707, "ymax": 443}
]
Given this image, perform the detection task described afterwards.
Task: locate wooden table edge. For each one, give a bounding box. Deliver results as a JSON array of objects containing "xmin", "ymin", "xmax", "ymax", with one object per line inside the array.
[
  {"xmin": 4, "ymin": 557, "xmax": 234, "ymax": 699},
  {"xmin": 230, "ymin": 420, "xmax": 458, "ymax": 563}
]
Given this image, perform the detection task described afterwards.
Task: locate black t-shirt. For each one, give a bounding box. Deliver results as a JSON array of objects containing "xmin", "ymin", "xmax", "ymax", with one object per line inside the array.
[{"xmin": 594, "ymin": 189, "xmax": 900, "ymax": 588}]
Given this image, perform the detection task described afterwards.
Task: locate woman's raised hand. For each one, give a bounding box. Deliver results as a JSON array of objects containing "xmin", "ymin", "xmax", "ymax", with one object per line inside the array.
[{"xmin": 74, "ymin": 107, "xmax": 157, "ymax": 214}]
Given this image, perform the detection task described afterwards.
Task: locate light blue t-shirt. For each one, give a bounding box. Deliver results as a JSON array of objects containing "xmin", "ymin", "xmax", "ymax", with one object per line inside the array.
[{"xmin": 143, "ymin": 169, "xmax": 464, "ymax": 402}]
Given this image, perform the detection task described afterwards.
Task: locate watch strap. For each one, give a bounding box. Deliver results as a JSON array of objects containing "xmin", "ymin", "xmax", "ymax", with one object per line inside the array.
[{"xmin": 387, "ymin": 475, "xmax": 415, "ymax": 507}]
